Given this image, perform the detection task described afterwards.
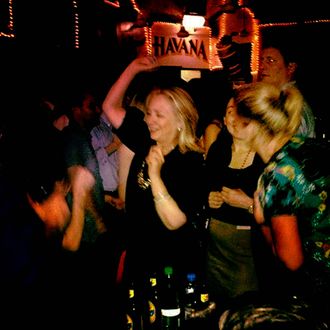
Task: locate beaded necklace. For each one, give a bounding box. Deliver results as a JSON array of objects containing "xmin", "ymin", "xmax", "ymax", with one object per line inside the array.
[{"xmin": 240, "ymin": 149, "xmax": 252, "ymax": 169}]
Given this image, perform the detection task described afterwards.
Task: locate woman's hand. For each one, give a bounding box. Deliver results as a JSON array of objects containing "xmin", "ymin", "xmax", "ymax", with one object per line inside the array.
[
  {"xmin": 146, "ymin": 145, "xmax": 164, "ymax": 180},
  {"xmin": 147, "ymin": 145, "xmax": 186, "ymax": 230},
  {"xmin": 128, "ymin": 56, "xmax": 159, "ymax": 75},
  {"xmin": 105, "ymin": 194, "xmax": 125, "ymax": 210},
  {"xmin": 208, "ymin": 191, "xmax": 224, "ymax": 209},
  {"xmin": 102, "ymin": 55, "xmax": 159, "ymax": 129},
  {"xmin": 220, "ymin": 186, "xmax": 252, "ymax": 209}
]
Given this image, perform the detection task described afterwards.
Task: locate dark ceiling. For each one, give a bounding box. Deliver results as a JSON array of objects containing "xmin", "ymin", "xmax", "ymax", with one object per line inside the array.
[
  {"xmin": 134, "ymin": 0, "xmax": 329, "ymax": 24},
  {"xmin": 0, "ymin": 0, "xmax": 329, "ymax": 135},
  {"xmin": 1, "ymin": 0, "xmax": 329, "ymax": 49}
]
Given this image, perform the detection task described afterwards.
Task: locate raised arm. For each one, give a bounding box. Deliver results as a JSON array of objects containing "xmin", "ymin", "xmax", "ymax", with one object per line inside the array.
[
  {"xmin": 102, "ymin": 56, "xmax": 159, "ymax": 129},
  {"xmin": 62, "ymin": 166, "xmax": 96, "ymax": 251}
]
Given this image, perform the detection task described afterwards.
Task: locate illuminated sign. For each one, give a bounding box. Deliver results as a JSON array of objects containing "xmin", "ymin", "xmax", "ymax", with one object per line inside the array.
[{"xmin": 147, "ymin": 22, "xmax": 221, "ymax": 70}]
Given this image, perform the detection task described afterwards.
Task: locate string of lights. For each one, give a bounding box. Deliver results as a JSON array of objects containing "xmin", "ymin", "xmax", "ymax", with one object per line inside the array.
[
  {"xmin": 0, "ymin": 0, "xmax": 14, "ymax": 38},
  {"xmin": 72, "ymin": 0, "xmax": 79, "ymax": 48},
  {"xmin": 0, "ymin": 0, "xmax": 329, "ymax": 50},
  {"xmin": 260, "ymin": 19, "xmax": 330, "ymax": 28}
]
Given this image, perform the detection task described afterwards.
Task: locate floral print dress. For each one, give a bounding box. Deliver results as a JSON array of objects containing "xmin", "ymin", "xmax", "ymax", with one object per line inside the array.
[{"xmin": 257, "ymin": 136, "xmax": 330, "ymax": 304}]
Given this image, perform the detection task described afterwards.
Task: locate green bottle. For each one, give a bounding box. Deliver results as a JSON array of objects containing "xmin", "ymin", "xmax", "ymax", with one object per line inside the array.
[{"xmin": 160, "ymin": 266, "xmax": 181, "ymax": 330}]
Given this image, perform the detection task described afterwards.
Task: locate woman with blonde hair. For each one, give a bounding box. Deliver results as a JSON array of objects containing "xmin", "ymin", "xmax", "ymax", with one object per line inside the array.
[
  {"xmin": 234, "ymin": 81, "xmax": 330, "ymax": 323},
  {"xmin": 102, "ymin": 56, "xmax": 206, "ymax": 287}
]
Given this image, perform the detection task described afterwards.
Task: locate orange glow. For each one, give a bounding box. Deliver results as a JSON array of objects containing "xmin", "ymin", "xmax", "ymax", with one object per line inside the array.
[
  {"xmin": 0, "ymin": 0, "xmax": 14, "ymax": 38},
  {"xmin": 218, "ymin": 4, "xmax": 260, "ymax": 81},
  {"xmin": 182, "ymin": 15, "xmax": 206, "ymax": 30}
]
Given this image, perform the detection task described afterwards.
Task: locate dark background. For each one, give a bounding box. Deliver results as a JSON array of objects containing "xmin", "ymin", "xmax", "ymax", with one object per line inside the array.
[{"xmin": 1, "ymin": 0, "xmax": 329, "ymax": 137}]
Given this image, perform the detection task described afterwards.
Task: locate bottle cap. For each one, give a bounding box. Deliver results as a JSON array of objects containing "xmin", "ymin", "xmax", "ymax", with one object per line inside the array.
[
  {"xmin": 187, "ymin": 273, "xmax": 196, "ymax": 282},
  {"xmin": 164, "ymin": 266, "xmax": 173, "ymax": 276}
]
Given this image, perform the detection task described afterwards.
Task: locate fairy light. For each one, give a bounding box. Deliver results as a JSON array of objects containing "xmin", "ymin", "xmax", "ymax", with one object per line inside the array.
[
  {"xmin": 130, "ymin": 0, "xmax": 141, "ymax": 14},
  {"xmin": 259, "ymin": 19, "xmax": 330, "ymax": 29},
  {"xmin": 250, "ymin": 16, "xmax": 260, "ymax": 80},
  {"xmin": 207, "ymin": 26, "xmax": 212, "ymax": 70},
  {"xmin": 72, "ymin": 0, "xmax": 79, "ymax": 48},
  {"xmin": 0, "ymin": 0, "xmax": 14, "ymax": 38},
  {"xmin": 250, "ymin": 23, "xmax": 260, "ymax": 81},
  {"xmin": 146, "ymin": 24, "xmax": 152, "ymax": 55},
  {"xmin": 141, "ymin": 26, "xmax": 149, "ymax": 56},
  {"xmin": 1, "ymin": 0, "xmax": 328, "ymax": 55},
  {"xmin": 209, "ymin": 29, "xmax": 223, "ymax": 70}
]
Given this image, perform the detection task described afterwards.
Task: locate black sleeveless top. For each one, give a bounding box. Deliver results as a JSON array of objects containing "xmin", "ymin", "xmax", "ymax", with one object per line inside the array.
[{"xmin": 205, "ymin": 128, "xmax": 265, "ymax": 226}]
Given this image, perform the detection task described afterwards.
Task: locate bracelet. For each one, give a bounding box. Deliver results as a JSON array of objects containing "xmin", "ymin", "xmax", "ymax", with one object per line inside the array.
[
  {"xmin": 153, "ymin": 192, "xmax": 171, "ymax": 203},
  {"xmin": 247, "ymin": 204, "xmax": 254, "ymax": 214}
]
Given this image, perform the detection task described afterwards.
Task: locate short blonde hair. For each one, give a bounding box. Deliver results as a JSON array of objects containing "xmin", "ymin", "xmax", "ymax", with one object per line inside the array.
[
  {"xmin": 145, "ymin": 86, "xmax": 203, "ymax": 153},
  {"xmin": 235, "ymin": 82, "xmax": 303, "ymax": 139}
]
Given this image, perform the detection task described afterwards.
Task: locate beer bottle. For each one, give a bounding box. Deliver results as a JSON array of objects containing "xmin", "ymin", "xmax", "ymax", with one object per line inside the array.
[
  {"xmin": 147, "ymin": 271, "xmax": 161, "ymax": 329},
  {"xmin": 198, "ymin": 280, "xmax": 210, "ymax": 310},
  {"xmin": 126, "ymin": 280, "xmax": 142, "ymax": 330},
  {"xmin": 184, "ymin": 272, "xmax": 198, "ymax": 309}
]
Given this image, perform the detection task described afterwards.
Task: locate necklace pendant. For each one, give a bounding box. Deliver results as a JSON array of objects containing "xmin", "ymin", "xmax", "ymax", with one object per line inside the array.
[{"xmin": 137, "ymin": 161, "xmax": 151, "ymax": 190}]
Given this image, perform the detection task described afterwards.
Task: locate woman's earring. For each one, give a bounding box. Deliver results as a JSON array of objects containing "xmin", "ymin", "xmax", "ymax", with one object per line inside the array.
[{"xmin": 177, "ymin": 127, "xmax": 182, "ymax": 132}]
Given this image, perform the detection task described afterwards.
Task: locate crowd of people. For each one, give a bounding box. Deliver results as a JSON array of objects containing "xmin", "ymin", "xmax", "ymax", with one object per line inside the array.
[{"xmin": 0, "ymin": 32, "xmax": 329, "ymax": 329}]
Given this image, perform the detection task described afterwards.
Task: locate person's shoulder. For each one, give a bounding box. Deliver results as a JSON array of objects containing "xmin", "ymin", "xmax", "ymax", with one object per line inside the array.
[
  {"xmin": 204, "ymin": 121, "xmax": 222, "ymax": 140},
  {"xmin": 174, "ymin": 149, "xmax": 204, "ymax": 171},
  {"xmin": 115, "ymin": 105, "xmax": 145, "ymax": 132},
  {"xmin": 126, "ymin": 105, "xmax": 145, "ymax": 118},
  {"xmin": 303, "ymin": 137, "xmax": 330, "ymax": 159},
  {"xmin": 61, "ymin": 122, "xmax": 76, "ymax": 137},
  {"xmin": 290, "ymin": 136, "xmax": 328, "ymax": 152},
  {"xmin": 253, "ymin": 152, "xmax": 265, "ymax": 168},
  {"xmin": 181, "ymin": 149, "xmax": 204, "ymax": 161},
  {"xmin": 207, "ymin": 118, "xmax": 222, "ymax": 129},
  {"xmin": 211, "ymin": 128, "xmax": 232, "ymax": 148},
  {"xmin": 289, "ymin": 137, "xmax": 329, "ymax": 178}
]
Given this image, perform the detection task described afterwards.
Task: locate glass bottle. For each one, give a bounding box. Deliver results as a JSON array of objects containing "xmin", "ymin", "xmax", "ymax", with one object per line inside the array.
[
  {"xmin": 184, "ymin": 272, "xmax": 198, "ymax": 310},
  {"xmin": 198, "ymin": 280, "xmax": 210, "ymax": 310},
  {"xmin": 160, "ymin": 266, "xmax": 181, "ymax": 330},
  {"xmin": 126, "ymin": 280, "xmax": 143, "ymax": 330},
  {"xmin": 148, "ymin": 271, "xmax": 161, "ymax": 329}
]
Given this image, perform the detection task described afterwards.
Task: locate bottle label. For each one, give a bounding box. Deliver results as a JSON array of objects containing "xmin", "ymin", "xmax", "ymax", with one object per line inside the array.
[
  {"xmin": 150, "ymin": 277, "xmax": 157, "ymax": 287},
  {"xmin": 200, "ymin": 293, "xmax": 209, "ymax": 303},
  {"xmin": 149, "ymin": 301, "xmax": 156, "ymax": 323},
  {"xmin": 186, "ymin": 287, "xmax": 194, "ymax": 294},
  {"xmin": 129, "ymin": 289, "xmax": 134, "ymax": 299},
  {"xmin": 161, "ymin": 308, "xmax": 180, "ymax": 317},
  {"xmin": 127, "ymin": 314, "xmax": 133, "ymax": 330}
]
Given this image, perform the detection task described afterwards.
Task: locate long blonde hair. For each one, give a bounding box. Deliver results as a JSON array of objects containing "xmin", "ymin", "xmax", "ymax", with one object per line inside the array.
[{"xmin": 145, "ymin": 86, "xmax": 203, "ymax": 153}]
